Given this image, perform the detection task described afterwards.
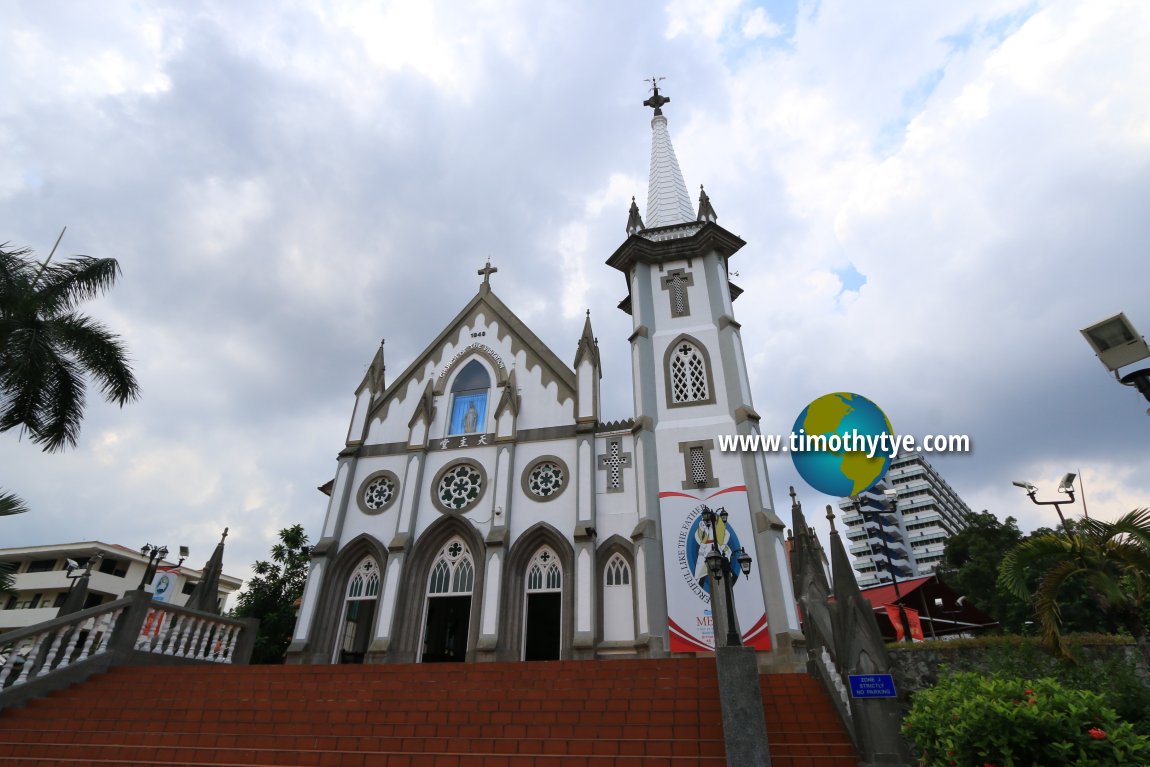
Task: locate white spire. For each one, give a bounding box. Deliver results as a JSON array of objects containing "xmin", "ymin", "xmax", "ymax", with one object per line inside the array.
[{"xmin": 642, "ymin": 82, "xmax": 695, "ymax": 229}]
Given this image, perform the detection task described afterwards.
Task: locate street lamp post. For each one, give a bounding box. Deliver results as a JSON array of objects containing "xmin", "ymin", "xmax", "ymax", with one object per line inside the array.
[
  {"xmin": 1012, "ymin": 474, "xmax": 1077, "ymax": 536},
  {"xmin": 699, "ymin": 505, "xmax": 753, "ymax": 647},
  {"xmin": 137, "ymin": 544, "xmax": 167, "ymax": 590}
]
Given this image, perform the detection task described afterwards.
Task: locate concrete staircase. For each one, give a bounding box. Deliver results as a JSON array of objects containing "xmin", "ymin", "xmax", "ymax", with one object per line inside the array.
[{"xmin": 0, "ymin": 658, "xmax": 857, "ymax": 766}]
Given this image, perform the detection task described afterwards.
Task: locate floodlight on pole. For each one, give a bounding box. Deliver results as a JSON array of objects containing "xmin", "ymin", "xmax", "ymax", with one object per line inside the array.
[
  {"xmin": 1081, "ymin": 312, "xmax": 1150, "ymax": 413},
  {"xmin": 1013, "ymin": 477, "xmax": 1075, "ymax": 536}
]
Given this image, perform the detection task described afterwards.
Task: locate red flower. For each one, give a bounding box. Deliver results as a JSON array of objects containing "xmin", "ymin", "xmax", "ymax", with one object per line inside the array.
[
  {"xmin": 984, "ymin": 763, "xmax": 998, "ymax": 767},
  {"xmin": 1088, "ymin": 727, "xmax": 1107, "ymax": 740},
  {"xmin": 1024, "ymin": 689, "xmax": 1034, "ymax": 695}
]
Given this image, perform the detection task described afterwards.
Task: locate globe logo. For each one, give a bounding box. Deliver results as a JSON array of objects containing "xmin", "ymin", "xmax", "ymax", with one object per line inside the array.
[{"xmin": 790, "ymin": 392, "xmax": 894, "ymax": 497}]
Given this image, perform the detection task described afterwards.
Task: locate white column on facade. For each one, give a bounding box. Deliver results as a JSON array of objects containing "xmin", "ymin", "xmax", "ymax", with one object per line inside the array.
[
  {"xmin": 579, "ymin": 440, "xmax": 593, "ymax": 520},
  {"xmin": 494, "ymin": 445, "xmax": 513, "ymax": 517},
  {"xmin": 396, "ymin": 453, "xmax": 422, "ymax": 537},
  {"xmin": 375, "ymin": 555, "xmax": 404, "ymax": 642},
  {"xmin": 292, "ymin": 559, "xmax": 325, "ymax": 642},
  {"xmin": 634, "ymin": 546, "xmax": 649, "ymax": 636},
  {"xmin": 773, "ymin": 537, "xmax": 800, "ymax": 631},
  {"xmin": 576, "ymin": 548, "xmax": 591, "ymax": 633},
  {"xmin": 481, "ymin": 551, "xmax": 502, "ymax": 636},
  {"xmin": 322, "ymin": 464, "xmax": 349, "ymax": 539}
]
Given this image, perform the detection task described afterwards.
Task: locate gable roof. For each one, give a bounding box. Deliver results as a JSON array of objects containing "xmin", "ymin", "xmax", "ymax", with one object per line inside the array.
[{"xmin": 366, "ymin": 285, "xmax": 577, "ymax": 425}]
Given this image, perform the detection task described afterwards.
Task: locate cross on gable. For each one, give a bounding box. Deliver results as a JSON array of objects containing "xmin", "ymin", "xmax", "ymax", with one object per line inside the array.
[
  {"xmin": 597, "ymin": 439, "xmax": 632, "ymax": 493},
  {"xmin": 478, "ymin": 260, "xmax": 498, "ymax": 287}
]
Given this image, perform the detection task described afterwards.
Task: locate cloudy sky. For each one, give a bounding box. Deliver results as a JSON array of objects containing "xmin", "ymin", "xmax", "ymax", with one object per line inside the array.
[{"xmin": 4, "ymin": 0, "xmax": 1149, "ymax": 597}]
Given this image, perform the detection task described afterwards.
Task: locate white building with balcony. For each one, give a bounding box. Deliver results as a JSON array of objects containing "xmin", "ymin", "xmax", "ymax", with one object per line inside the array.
[
  {"xmin": 838, "ymin": 452, "xmax": 972, "ymax": 588},
  {"xmin": 0, "ymin": 541, "xmax": 243, "ymax": 634}
]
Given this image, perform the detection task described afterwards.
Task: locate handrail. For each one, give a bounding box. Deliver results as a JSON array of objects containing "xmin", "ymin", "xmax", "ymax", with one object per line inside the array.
[{"xmin": 0, "ymin": 591, "xmax": 258, "ymax": 711}]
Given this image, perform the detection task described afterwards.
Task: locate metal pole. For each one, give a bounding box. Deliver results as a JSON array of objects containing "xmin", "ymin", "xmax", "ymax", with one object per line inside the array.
[
  {"xmin": 860, "ymin": 496, "xmax": 913, "ymax": 642},
  {"xmin": 722, "ymin": 553, "xmax": 741, "ymax": 646}
]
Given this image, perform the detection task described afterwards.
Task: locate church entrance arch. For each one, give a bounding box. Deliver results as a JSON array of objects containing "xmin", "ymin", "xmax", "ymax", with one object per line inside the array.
[
  {"xmin": 334, "ymin": 557, "xmax": 380, "ymax": 664},
  {"xmin": 421, "ymin": 536, "xmax": 475, "ymax": 663},
  {"xmin": 523, "ymin": 546, "xmax": 562, "ymax": 661}
]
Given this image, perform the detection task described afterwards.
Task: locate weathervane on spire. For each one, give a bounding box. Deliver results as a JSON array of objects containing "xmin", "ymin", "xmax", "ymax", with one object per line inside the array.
[{"xmin": 643, "ymin": 76, "xmax": 670, "ymax": 116}]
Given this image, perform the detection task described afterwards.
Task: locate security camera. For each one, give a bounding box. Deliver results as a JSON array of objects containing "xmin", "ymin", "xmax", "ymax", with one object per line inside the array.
[
  {"xmin": 1058, "ymin": 473, "xmax": 1077, "ymax": 494},
  {"xmin": 65, "ymin": 559, "xmax": 79, "ymax": 572},
  {"xmin": 1012, "ymin": 481, "xmax": 1037, "ymax": 492}
]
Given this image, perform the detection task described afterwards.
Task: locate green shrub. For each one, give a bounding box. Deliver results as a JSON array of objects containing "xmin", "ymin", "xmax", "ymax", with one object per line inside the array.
[
  {"xmin": 903, "ymin": 672, "xmax": 1150, "ymax": 766},
  {"xmin": 892, "ymin": 636, "xmax": 1150, "ymax": 736}
]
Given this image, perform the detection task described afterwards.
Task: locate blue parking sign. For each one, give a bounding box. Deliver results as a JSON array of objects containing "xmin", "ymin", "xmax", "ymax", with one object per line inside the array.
[{"xmin": 849, "ymin": 674, "xmax": 897, "ymax": 698}]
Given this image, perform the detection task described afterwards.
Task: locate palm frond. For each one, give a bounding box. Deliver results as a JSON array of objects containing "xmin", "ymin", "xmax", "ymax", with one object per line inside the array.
[
  {"xmin": 1, "ymin": 245, "xmax": 138, "ymax": 451},
  {"xmin": 52, "ymin": 313, "xmax": 140, "ymax": 405},
  {"xmin": 998, "ymin": 533, "xmax": 1074, "ymax": 599},
  {"xmin": 37, "ymin": 257, "xmax": 121, "ymax": 316},
  {"xmin": 35, "ymin": 354, "xmax": 86, "ymax": 452},
  {"xmin": 0, "ymin": 244, "xmax": 36, "ymax": 304},
  {"xmin": 0, "ymin": 490, "xmax": 29, "ymax": 517}
]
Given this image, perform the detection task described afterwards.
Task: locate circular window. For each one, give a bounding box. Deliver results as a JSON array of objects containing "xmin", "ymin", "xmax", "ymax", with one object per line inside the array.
[
  {"xmin": 356, "ymin": 470, "xmax": 400, "ymax": 514},
  {"xmin": 521, "ymin": 456, "xmax": 569, "ymax": 501},
  {"xmin": 432, "ymin": 461, "xmax": 487, "ymax": 513}
]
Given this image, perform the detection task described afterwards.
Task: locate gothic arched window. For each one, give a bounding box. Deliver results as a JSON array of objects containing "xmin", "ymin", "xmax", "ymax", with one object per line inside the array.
[
  {"xmin": 448, "ymin": 359, "xmax": 490, "ymax": 435},
  {"xmin": 526, "ymin": 547, "xmax": 562, "ymax": 592},
  {"xmin": 602, "ymin": 552, "xmax": 635, "ymax": 643},
  {"xmin": 336, "ymin": 557, "xmax": 380, "ymax": 664},
  {"xmin": 605, "ymin": 554, "xmax": 630, "ymax": 587},
  {"xmin": 667, "ymin": 338, "xmax": 713, "ymax": 406},
  {"xmin": 428, "ymin": 537, "xmax": 475, "ymax": 595}
]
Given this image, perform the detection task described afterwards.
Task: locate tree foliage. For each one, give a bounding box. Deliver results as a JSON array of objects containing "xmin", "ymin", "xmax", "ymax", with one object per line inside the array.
[
  {"xmin": 233, "ymin": 524, "xmax": 311, "ymax": 664},
  {"xmin": 939, "ymin": 511, "xmax": 1108, "ymax": 635},
  {"xmin": 0, "ymin": 242, "xmax": 140, "ymax": 452},
  {"xmin": 0, "ymin": 491, "xmax": 29, "ymax": 595},
  {"xmin": 938, "ymin": 510, "xmax": 1031, "ymax": 632},
  {"xmin": 1000, "ymin": 509, "xmax": 1150, "ymax": 667}
]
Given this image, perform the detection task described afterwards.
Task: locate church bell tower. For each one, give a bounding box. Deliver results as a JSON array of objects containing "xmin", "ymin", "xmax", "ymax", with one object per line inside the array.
[{"xmin": 607, "ymin": 82, "xmax": 800, "ymax": 654}]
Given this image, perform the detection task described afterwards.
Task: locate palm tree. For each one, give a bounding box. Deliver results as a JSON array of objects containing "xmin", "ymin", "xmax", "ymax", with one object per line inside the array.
[
  {"xmin": 999, "ymin": 509, "xmax": 1150, "ymax": 667},
  {"xmin": 0, "ymin": 490, "xmax": 29, "ymax": 595},
  {"xmin": 0, "ymin": 241, "xmax": 140, "ymax": 452}
]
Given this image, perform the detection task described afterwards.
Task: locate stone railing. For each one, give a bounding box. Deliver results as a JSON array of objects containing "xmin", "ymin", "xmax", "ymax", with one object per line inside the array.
[{"xmin": 0, "ymin": 591, "xmax": 258, "ymax": 711}]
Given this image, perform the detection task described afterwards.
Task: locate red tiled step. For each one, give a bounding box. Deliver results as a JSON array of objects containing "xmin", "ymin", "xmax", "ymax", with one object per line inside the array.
[{"xmin": 0, "ymin": 660, "xmax": 860, "ymax": 767}]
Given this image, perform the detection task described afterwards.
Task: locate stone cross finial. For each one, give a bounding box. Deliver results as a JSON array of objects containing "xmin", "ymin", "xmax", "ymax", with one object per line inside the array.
[
  {"xmin": 643, "ymin": 77, "xmax": 670, "ymax": 116},
  {"xmin": 478, "ymin": 260, "xmax": 498, "ymax": 287},
  {"xmin": 825, "ymin": 505, "xmax": 837, "ymax": 532}
]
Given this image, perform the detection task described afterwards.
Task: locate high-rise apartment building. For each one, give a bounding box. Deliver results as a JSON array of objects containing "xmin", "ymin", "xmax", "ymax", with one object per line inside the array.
[{"xmin": 838, "ymin": 451, "xmax": 972, "ymax": 588}]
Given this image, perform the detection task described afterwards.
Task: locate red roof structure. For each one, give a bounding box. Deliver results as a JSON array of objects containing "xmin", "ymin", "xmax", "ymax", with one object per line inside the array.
[{"xmin": 857, "ymin": 574, "xmax": 999, "ymax": 640}]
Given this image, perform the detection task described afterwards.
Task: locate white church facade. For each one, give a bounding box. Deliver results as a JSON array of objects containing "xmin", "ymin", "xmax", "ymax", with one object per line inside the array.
[{"xmin": 286, "ymin": 87, "xmax": 801, "ymax": 665}]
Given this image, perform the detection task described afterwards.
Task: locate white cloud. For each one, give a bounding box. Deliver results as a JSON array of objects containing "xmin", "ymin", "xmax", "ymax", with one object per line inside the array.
[
  {"xmin": 742, "ymin": 7, "xmax": 783, "ymax": 40},
  {"xmin": 2, "ymin": 0, "xmax": 1149, "ymax": 594}
]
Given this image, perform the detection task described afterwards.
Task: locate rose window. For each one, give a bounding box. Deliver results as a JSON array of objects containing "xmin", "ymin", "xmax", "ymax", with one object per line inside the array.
[
  {"xmin": 437, "ymin": 463, "xmax": 483, "ymax": 511},
  {"xmin": 527, "ymin": 461, "xmax": 565, "ymax": 498},
  {"xmin": 363, "ymin": 475, "xmax": 396, "ymax": 511}
]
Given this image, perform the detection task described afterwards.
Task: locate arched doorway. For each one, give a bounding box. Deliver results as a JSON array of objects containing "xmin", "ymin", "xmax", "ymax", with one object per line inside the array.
[
  {"xmin": 421, "ymin": 536, "xmax": 474, "ymax": 663},
  {"xmin": 523, "ymin": 546, "xmax": 562, "ymax": 661},
  {"xmin": 335, "ymin": 557, "xmax": 380, "ymax": 664}
]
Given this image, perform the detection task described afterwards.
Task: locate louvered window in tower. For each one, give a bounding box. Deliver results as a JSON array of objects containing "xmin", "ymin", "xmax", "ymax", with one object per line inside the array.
[
  {"xmin": 670, "ymin": 341, "xmax": 708, "ymax": 403},
  {"xmin": 689, "ymin": 447, "xmax": 708, "ymax": 486}
]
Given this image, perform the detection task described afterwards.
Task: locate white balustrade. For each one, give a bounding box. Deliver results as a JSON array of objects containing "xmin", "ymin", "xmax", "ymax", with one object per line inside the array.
[{"xmin": 3, "ymin": 599, "xmax": 249, "ymax": 702}]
